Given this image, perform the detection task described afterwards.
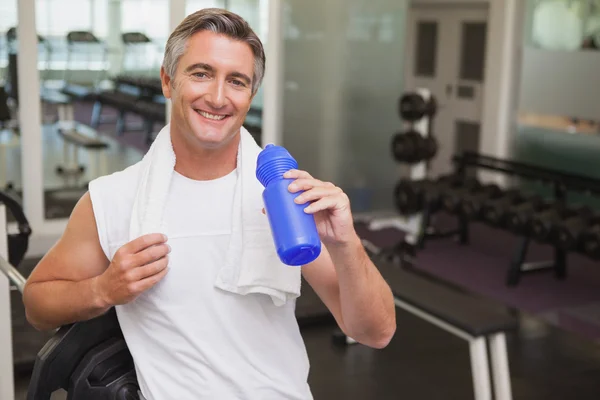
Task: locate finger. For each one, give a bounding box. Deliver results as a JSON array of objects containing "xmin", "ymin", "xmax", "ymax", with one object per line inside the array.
[
  {"xmin": 288, "ymin": 178, "xmax": 331, "ymax": 193},
  {"xmin": 261, "ymin": 208, "xmax": 266, "ymax": 215},
  {"xmin": 130, "ymin": 265, "xmax": 169, "ymax": 294},
  {"xmin": 304, "ymin": 195, "xmax": 347, "ymax": 214},
  {"xmin": 126, "ymin": 233, "xmax": 168, "ymax": 254},
  {"xmin": 130, "ymin": 256, "xmax": 169, "ymax": 282},
  {"xmin": 133, "ymin": 243, "xmax": 171, "ymax": 267},
  {"xmin": 283, "ymin": 169, "xmax": 313, "ymax": 180},
  {"xmin": 294, "ymin": 186, "xmax": 342, "ymax": 204}
]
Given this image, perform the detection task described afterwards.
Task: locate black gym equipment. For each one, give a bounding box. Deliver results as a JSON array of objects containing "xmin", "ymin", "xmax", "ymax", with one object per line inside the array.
[
  {"xmin": 390, "ymin": 130, "xmax": 437, "ymax": 164},
  {"xmin": 91, "ymin": 60, "xmax": 166, "ymax": 144},
  {"xmin": 452, "ymin": 151, "xmax": 600, "ymax": 285},
  {"xmin": 393, "ymin": 174, "xmax": 465, "ymax": 216},
  {"xmin": 460, "ymin": 184, "xmax": 504, "ymax": 220},
  {"xmin": 530, "ymin": 205, "xmax": 588, "ymax": 245},
  {"xmin": 120, "ymin": 32, "xmax": 162, "ymax": 78},
  {"xmin": 393, "ymin": 179, "xmax": 424, "ymax": 216},
  {"xmin": 439, "ymin": 179, "xmax": 485, "ymax": 215},
  {"xmin": 504, "ymin": 196, "xmax": 549, "ymax": 236},
  {"xmin": 580, "ymin": 220, "xmax": 600, "ymax": 260},
  {"xmin": 88, "ymin": 30, "xmax": 166, "ymax": 144},
  {"xmin": 398, "ymin": 92, "xmax": 437, "ymax": 122},
  {"xmin": 0, "ymin": 190, "xmax": 31, "ymax": 267},
  {"xmin": 61, "ymin": 31, "xmax": 107, "ymax": 101},
  {"xmin": 481, "ymin": 189, "xmax": 528, "ymax": 228},
  {"xmin": 27, "ymin": 308, "xmax": 140, "ymax": 400},
  {"xmin": 553, "ymin": 208, "xmax": 598, "ymax": 252},
  {"xmin": 25, "ymin": 286, "xmax": 333, "ymax": 400},
  {"xmin": 0, "ymin": 85, "xmax": 12, "ymax": 128},
  {"xmin": 91, "ymin": 84, "xmax": 165, "ymax": 144},
  {"xmin": 421, "ymin": 175, "xmax": 472, "ymax": 213},
  {"xmin": 5, "ymin": 27, "xmax": 51, "ymax": 107}
]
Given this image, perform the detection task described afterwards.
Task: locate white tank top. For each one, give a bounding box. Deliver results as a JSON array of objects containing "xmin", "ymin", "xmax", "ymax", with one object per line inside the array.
[{"xmin": 89, "ymin": 163, "xmax": 313, "ymax": 400}]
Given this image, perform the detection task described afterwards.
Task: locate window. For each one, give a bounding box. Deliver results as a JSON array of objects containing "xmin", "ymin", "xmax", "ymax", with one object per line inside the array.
[
  {"xmin": 121, "ymin": 0, "xmax": 170, "ymax": 44},
  {"xmin": 186, "ymin": 0, "xmax": 226, "ymax": 16}
]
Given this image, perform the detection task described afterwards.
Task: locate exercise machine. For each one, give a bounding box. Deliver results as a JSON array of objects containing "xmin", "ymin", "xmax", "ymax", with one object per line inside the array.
[
  {"xmin": 0, "ymin": 191, "xmax": 31, "ymax": 400},
  {"xmin": 5, "ymin": 27, "xmax": 52, "ymax": 105},
  {"xmin": 120, "ymin": 31, "xmax": 161, "ymax": 77},
  {"xmin": 61, "ymin": 31, "xmax": 108, "ymax": 100}
]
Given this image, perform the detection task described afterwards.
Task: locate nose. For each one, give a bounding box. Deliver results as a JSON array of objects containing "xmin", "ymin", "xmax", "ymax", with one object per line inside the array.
[{"xmin": 206, "ymin": 80, "xmax": 226, "ymax": 109}]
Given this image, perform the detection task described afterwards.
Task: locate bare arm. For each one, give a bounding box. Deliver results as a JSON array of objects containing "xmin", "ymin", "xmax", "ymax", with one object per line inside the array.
[
  {"xmin": 282, "ymin": 168, "xmax": 396, "ymax": 349},
  {"xmin": 23, "ymin": 192, "xmax": 112, "ymax": 331},
  {"xmin": 302, "ymin": 237, "xmax": 396, "ymax": 349},
  {"xmin": 23, "ymin": 192, "xmax": 169, "ymax": 331}
]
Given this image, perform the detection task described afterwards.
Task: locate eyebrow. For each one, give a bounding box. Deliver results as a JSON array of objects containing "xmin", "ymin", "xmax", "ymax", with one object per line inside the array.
[{"xmin": 184, "ymin": 63, "xmax": 252, "ymax": 86}]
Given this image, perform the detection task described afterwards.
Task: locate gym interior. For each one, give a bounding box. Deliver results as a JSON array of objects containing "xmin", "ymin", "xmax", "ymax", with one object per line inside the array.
[{"xmin": 2, "ymin": 0, "xmax": 600, "ymax": 398}]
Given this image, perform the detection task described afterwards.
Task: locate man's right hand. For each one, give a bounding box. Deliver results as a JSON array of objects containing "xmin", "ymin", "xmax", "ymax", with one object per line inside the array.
[{"xmin": 96, "ymin": 233, "xmax": 171, "ymax": 307}]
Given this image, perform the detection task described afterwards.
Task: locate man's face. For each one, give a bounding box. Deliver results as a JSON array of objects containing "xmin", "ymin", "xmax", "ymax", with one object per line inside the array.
[{"xmin": 161, "ymin": 30, "xmax": 255, "ymax": 149}]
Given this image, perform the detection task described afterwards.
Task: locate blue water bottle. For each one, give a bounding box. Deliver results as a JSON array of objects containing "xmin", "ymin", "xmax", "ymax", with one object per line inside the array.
[{"xmin": 256, "ymin": 144, "xmax": 322, "ymax": 266}]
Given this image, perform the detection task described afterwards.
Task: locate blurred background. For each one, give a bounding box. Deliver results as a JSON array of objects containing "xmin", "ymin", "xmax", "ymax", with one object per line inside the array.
[{"xmin": 4, "ymin": 0, "xmax": 600, "ymax": 399}]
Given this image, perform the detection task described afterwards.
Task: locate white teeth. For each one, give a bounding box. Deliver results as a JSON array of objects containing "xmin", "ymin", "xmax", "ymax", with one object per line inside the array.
[{"xmin": 198, "ymin": 110, "xmax": 226, "ymax": 121}]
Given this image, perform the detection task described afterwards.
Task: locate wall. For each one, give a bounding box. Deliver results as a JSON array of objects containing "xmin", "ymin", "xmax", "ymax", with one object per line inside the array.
[
  {"xmin": 513, "ymin": 0, "xmax": 600, "ymax": 195},
  {"xmin": 519, "ymin": 49, "xmax": 600, "ymax": 121},
  {"xmin": 282, "ymin": 0, "xmax": 409, "ymax": 212},
  {"xmin": 479, "ymin": 0, "xmax": 524, "ymax": 178}
]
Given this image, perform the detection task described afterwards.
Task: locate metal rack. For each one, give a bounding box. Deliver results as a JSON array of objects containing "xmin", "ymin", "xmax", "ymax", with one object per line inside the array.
[{"xmin": 451, "ymin": 151, "xmax": 600, "ymax": 285}]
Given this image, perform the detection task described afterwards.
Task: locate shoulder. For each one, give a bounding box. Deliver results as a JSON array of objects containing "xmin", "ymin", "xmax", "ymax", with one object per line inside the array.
[
  {"xmin": 87, "ymin": 162, "xmax": 143, "ymax": 256},
  {"xmin": 88, "ymin": 162, "xmax": 143, "ymax": 207}
]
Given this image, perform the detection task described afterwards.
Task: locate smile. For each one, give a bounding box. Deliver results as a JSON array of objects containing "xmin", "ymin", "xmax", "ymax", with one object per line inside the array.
[{"xmin": 195, "ymin": 109, "xmax": 228, "ymax": 121}]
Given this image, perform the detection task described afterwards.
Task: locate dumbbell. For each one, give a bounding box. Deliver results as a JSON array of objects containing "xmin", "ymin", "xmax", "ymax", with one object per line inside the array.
[
  {"xmin": 504, "ymin": 196, "xmax": 550, "ymax": 236},
  {"xmin": 393, "ymin": 175, "xmax": 459, "ymax": 215},
  {"xmin": 391, "ymin": 131, "xmax": 422, "ymax": 164},
  {"xmin": 555, "ymin": 209, "xmax": 599, "ymax": 252},
  {"xmin": 439, "ymin": 179, "xmax": 482, "ymax": 214},
  {"xmin": 398, "ymin": 92, "xmax": 437, "ymax": 122},
  {"xmin": 580, "ymin": 220, "xmax": 600, "ymax": 260},
  {"xmin": 422, "ymin": 135, "xmax": 437, "ymax": 161},
  {"xmin": 460, "ymin": 184, "xmax": 504, "ymax": 220},
  {"xmin": 423, "ymin": 175, "xmax": 477, "ymax": 213},
  {"xmin": 481, "ymin": 189, "xmax": 528, "ymax": 228},
  {"xmin": 530, "ymin": 204, "xmax": 582, "ymax": 244},
  {"xmin": 390, "ymin": 131, "xmax": 438, "ymax": 164},
  {"xmin": 394, "ymin": 179, "xmax": 426, "ymax": 215}
]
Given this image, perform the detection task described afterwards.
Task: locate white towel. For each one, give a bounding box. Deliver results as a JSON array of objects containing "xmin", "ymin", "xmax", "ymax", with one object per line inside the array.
[{"xmin": 129, "ymin": 124, "xmax": 301, "ymax": 306}]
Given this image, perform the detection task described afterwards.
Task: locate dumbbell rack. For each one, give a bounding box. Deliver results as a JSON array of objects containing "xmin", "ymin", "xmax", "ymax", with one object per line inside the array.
[
  {"xmin": 452, "ymin": 151, "xmax": 600, "ymax": 286},
  {"xmin": 356, "ymin": 88, "xmax": 457, "ymax": 266}
]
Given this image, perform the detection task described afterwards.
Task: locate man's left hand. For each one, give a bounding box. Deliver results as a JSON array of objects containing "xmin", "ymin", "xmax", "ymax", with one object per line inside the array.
[{"xmin": 284, "ymin": 169, "xmax": 356, "ymax": 247}]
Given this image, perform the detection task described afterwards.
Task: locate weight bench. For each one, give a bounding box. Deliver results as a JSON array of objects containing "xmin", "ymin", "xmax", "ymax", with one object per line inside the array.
[
  {"xmin": 133, "ymin": 100, "xmax": 166, "ymax": 144},
  {"xmin": 55, "ymin": 121, "xmax": 109, "ymax": 176},
  {"xmin": 373, "ymin": 252, "xmax": 517, "ymax": 400},
  {"xmin": 92, "ymin": 90, "xmax": 164, "ymax": 144},
  {"xmin": 115, "ymin": 75, "xmax": 163, "ymax": 98},
  {"xmin": 40, "ymin": 87, "xmax": 74, "ymax": 123}
]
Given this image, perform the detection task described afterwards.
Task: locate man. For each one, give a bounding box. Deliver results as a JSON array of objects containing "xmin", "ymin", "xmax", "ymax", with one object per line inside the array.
[{"xmin": 23, "ymin": 8, "xmax": 396, "ymax": 400}]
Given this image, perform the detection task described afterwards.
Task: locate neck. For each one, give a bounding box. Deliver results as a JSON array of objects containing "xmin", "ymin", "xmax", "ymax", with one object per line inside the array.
[{"xmin": 171, "ymin": 126, "xmax": 240, "ymax": 181}]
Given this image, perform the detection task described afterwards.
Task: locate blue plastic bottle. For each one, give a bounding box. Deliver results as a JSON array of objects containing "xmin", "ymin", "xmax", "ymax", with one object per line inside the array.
[{"xmin": 256, "ymin": 144, "xmax": 322, "ymax": 266}]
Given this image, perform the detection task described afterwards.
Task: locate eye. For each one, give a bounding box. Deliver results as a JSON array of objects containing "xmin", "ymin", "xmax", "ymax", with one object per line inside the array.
[
  {"xmin": 231, "ymin": 79, "xmax": 246, "ymax": 87},
  {"xmin": 193, "ymin": 72, "xmax": 208, "ymax": 79}
]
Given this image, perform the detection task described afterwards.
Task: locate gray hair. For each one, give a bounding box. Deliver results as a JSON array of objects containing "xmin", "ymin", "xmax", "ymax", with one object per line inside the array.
[{"xmin": 162, "ymin": 8, "xmax": 266, "ymax": 95}]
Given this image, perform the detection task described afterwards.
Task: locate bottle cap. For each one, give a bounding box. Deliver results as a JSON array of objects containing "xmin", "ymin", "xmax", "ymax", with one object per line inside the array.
[{"xmin": 256, "ymin": 144, "xmax": 298, "ymax": 187}]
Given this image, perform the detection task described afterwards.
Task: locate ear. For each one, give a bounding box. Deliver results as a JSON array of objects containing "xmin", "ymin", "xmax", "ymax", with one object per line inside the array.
[{"xmin": 160, "ymin": 66, "xmax": 172, "ymax": 99}]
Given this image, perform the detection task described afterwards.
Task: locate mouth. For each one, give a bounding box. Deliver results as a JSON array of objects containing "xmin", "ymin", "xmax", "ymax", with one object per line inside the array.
[{"xmin": 194, "ymin": 109, "xmax": 230, "ymax": 122}]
